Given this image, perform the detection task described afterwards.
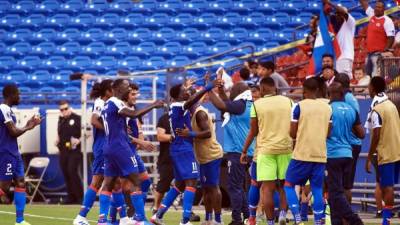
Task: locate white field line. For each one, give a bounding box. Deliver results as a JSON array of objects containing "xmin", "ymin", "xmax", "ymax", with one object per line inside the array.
[{"xmin": 0, "ymin": 210, "xmax": 96, "ymax": 223}]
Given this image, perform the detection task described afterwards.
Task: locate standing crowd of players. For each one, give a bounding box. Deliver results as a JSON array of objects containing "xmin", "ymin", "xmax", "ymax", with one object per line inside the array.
[{"xmin": 0, "ymin": 72, "xmax": 400, "ymax": 225}]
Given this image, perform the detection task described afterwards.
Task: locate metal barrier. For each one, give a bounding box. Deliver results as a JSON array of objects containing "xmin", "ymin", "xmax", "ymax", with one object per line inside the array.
[{"xmin": 377, "ymin": 57, "xmax": 400, "ymax": 110}]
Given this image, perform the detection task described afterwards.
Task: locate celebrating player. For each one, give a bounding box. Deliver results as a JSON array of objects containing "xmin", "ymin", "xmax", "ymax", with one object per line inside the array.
[{"xmin": 0, "ymin": 84, "xmax": 42, "ymax": 225}]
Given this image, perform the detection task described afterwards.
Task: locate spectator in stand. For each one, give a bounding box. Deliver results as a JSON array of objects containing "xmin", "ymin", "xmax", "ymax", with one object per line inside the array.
[
  {"xmin": 352, "ymin": 67, "xmax": 371, "ymax": 93},
  {"xmin": 393, "ymin": 16, "xmax": 400, "ymax": 48},
  {"xmin": 299, "ymin": 15, "xmax": 319, "ymax": 57},
  {"xmin": 324, "ymin": 0, "xmax": 356, "ymax": 79},
  {"xmin": 359, "ymin": 0, "xmax": 395, "ymax": 77},
  {"xmin": 257, "ymin": 61, "xmax": 289, "ymax": 90},
  {"xmin": 322, "ymin": 67, "xmax": 336, "ymax": 87}
]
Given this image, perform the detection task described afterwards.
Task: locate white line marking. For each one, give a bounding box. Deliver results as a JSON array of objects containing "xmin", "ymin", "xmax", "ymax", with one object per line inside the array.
[{"xmin": 0, "ymin": 210, "xmax": 96, "ymax": 223}]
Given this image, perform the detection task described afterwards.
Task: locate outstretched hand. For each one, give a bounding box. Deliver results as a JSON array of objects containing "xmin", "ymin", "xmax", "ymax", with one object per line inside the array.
[
  {"xmin": 153, "ymin": 100, "xmax": 166, "ymax": 108},
  {"xmin": 139, "ymin": 140, "xmax": 156, "ymax": 152},
  {"xmin": 175, "ymin": 127, "xmax": 190, "ymax": 137}
]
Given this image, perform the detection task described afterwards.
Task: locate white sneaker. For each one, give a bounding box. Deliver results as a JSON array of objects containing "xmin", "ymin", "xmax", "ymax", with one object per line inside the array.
[
  {"xmin": 150, "ymin": 214, "xmax": 165, "ymax": 225},
  {"xmin": 15, "ymin": 221, "xmax": 31, "ymax": 225},
  {"xmin": 179, "ymin": 222, "xmax": 193, "ymax": 225},
  {"xmin": 213, "ymin": 221, "xmax": 224, "ymax": 225},
  {"xmin": 120, "ymin": 217, "xmax": 135, "ymax": 225},
  {"xmin": 73, "ymin": 215, "xmax": 90, "ymax": 225}
]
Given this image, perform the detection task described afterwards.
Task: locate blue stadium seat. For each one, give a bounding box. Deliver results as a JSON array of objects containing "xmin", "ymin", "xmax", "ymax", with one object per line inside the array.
[
  {"xmin": 78, "ymin": 28, "xmax": 104, "ymax": 43},
  {"xmin": 158, "ymin": 0, "xmax": 183, "ymax": 14},
  {"xmin": 56, "ymin": 41, "xmax": 81, "ymax": 57},
  {"xmin": 62, "ymin": 87, "xmax": 80, "ymax": 102},
  {"xmin": 0, "ymin": 30, "xmax": 6, "ymax": 41},
  {"xmin": 41, "ymin": 56, "xmax": 67, "ymax": 71},
  {"xmin": 0, "ymin": 1, "xmax": 11, "ymax": 15},
  {"xmin": 247, "ymin": 28, "xmax": 273, "ymax": 44},
  {"xmin": 6, "ymin": 29, "xmax": 32, "ymax": 43},
  {"xmin": 68, "ymin": 56, "xmax": 92, "ymax": 71},
  {"xmin": 94, "ymin": 56, "xmax": 117, "ymax": 72},
  {"xmin": 5, "ymin": 71, "xmax": 27, "ymax": 84},
  {"xmin": 10, "ymin": 1, "xmax": 35, "ymax": 15},
  {"xmin": 216, "ymin": 13, "xmax": 241, "ymax": 28},
  {"xmin": 32, "ymin": 41, "xmax": 56, "ymax": 56},
  {"xmin": 337, "ymin": 0, "xmax": 354, "ymax": 8},
  {"xmin": 225, "ymin": 28, "xmax": 248, "ymax": 44},
  {"xmin": 106, "ymin": 42, "xmax": 131, "ymax": 57},
  {"xmin": 83, "ymin": 0, "xmax": 109, "ymax": 14},
  {"xmin": 151, "ymin": 28, "xmax": 175, "ymax": 44},
  {"xmin": 37, "ymin": 86, "xmax": 57, "ymax": 103},
  {"xmin": 0, "ymin": 14, "xmax": 21, "ymax": 29},
  {"xmin": 208, "ymin": 0, "xmax": 233, "ymax": 14},
  {"xmin": 144, "ymin": 13, "xmax": 169, "ymax": 29},
  {"xmin": 273, "ymin": 28, "xmax": 295, "ymax": 43},
  {"xmin": 168, "ymin": 56, "xmax": 190, "ymax": 67},
  {"xmin": 305, "ymin": 1, "xmax": 320, "ymax": 13},
  {"xmin": 59, "ymin": 0, "xmax": 84, "ymax": 14},
  {"xmin": 295, "ymin": 30, "xmax": 308, "ymax": 40},
  {"xmin": 282, "ymin": 0, "xmax": 306, "ymax": 14},
  {"xmin": 46, "ymin": 14, "xmax": 70, "ymax": 29},
  {"xmin": 31, "ymin": 29, "xmax": 57, "ymax": 42},
  {"xmin": 132, "ymin": 41, "xmax": 156, "ymax": 57},
  {"xmin": 128, "ymin": 28, "xmax": 152, "ymax": 43},
  {"xmin": 183, "ymin": 41, "xmax": 208, "ymax": 58},
  {"xmin": 118, "ymin": 56, "xmax": 141, "ymax": 70},
  {"xmin": 34, "ymin": 0, "xmax": 59, "ymax": 14},
  {"xmin": 265, "ymin": 12, "xmax": 289, "ymax": 29},
  {"xmin": 18, "ymin": 86, "xmax": 32, "ymax": 101},
  {"xmin": 24, "ymin": 70, "xmax": 50, "ymax": 88},
  {"xmin": 21, "ymin": 14, "xmax": 46, "ymax": 29},
  {"xmin": 209, "ymin": 42, "xmax": 232, "ymax": 54},
  {"xmin": 156, "ymin": 42, "xmax": 182, "ymax": 58},
  {"xmin": 6, "ymin": 42, "xmax": 31, "ymax": 57},
  {"xmin": 0, "ymin": 42, "xmax": 5, "ymax": 53},
  {"xmin": 182, "ymin": 0, "xmax": 208, "ymax": 14},
  {"xmin": 258, "ymin": 0, "xmax": 282, "ymax": 13},
  {"xmin": 230, "ymin": 42, "xmax": 255, "ymax": 57},
  {"xmin": 108, "ymin": 0, "xmax": 133, "ymax": 14},
  {"xmin": 240, "ymin": 12, "xmax": 264, "ymax": 28},
  {"xmin": 232, "ymin": 0, "xmax": 258, "ymax": 13},
  {"xmin": 0, "ymin": 56, "xmax": 16, "ymax": 71},
  {"xmin": 193, "ymin": 13, "xmax": 217, "ymax": 29},
  {"xmin": 55, "ymin": 28, "xmax": 80, "ymax": 43},
  {"xmin": 352, "ymin": 12, "xmax": 364, "ymax": 20},
  {"xmin": 120, "ymin": 13, "xmax": 144, "ymax": 28},
  {"xmin": 168, "ymin": 13, "xmax": 194, "ymax": 29},
  {"xmin": 288, "ymin": 15, "xmax": 306, "ymax": 27},
  {"xmin": 132, "ymin": 0, "xmax": 157, "ymax": 14},
  {"xmin": 95, "ymin": 13, "xmax": 120, "ymax": 28},
  {"xmin": 16, "ymin": 56, "xmax": 41, "ymax": 71},
  {"xmin": 70, "ymin": 14, "xmax": 95, "ymax": 28},
  {"xmin": 174, "ymin": 28, "xmax": 199, "ymax": 44},
  {"xmin": 141, "ymin": 56, "xmax": 166, "ymax": 70},
  {"xmin": 199, "ymin": 28, "xmax": 224, "ymax": 44},
  {"xmin": 299, "ymin": 12, "xmax": 313, "ymax": 24},
  {"xmin": 48, "ymin": 73, "xmax": 68, "ymax": 88},
  {"xmin": 103, "ymin": 28, "xmax": 128, "ymax": 43}
]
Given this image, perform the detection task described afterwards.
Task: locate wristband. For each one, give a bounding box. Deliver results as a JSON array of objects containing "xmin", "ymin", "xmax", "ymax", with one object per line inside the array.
[
  {"xmin": 188, "ymin": 131, "xmax": 197, "ymax": 137},
  {"xmin": 205, "ymin": 83, "xmax": 214, "ymax": 92}
]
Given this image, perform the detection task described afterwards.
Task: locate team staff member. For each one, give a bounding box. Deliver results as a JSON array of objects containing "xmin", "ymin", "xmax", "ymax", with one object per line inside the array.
[{"xmin": 56, "ymin": 100, "xmax": 83, "ymax": 204}]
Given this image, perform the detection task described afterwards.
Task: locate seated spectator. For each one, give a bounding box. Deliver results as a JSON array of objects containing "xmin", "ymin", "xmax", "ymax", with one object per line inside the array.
[
  {"xmin": 352, "ymin": 67, "xmax": 371, "ymax": 94},
  {"xmin": 257, "ymin": 61, "xmax": 289, "ymax": 90}
]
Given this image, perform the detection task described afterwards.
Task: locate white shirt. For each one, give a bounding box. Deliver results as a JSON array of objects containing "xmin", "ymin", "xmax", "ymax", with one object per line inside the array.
[
  {"xmin": 366, "ymin": 6, "xmax": 396, "ymax": 37},
  {"xmin": 337, "ymin": 14, "xmax": 356, "ymax": 60},
  {"xmin": 370, "ymin": 111, "xmax": 382, "ymax": 129}
]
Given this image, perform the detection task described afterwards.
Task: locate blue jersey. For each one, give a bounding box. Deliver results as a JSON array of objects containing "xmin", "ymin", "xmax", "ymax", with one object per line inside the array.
[
  {"xmin": 102, "ymin": 97, "xmax": 131, "ymax": 155},
  {"xmin": 92, "ymin": 98, "xmax": 106, "ymax": 158},
  {"xmin": 327, "ymin": 101, "xmax": 360, "ymax": 159},
  {"xmin": 127, "ymin": 116, "xmax": 139, "ymax": 152},
  {"xmin": 344, "ymin": 92, "xmax": 362, "ymax": 146},
  {"xmin": 169, "ymin": 102, "xmax": 193, "ymax": 153},
  {"xmin": 0, "ymin": 104, "xmax": 19, "ymax": 157}
]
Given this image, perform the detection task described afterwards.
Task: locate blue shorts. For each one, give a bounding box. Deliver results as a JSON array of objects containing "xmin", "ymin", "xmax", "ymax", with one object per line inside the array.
[
  {"xmin": 250, "ymin": 161, "xmax": 257, "ymax": 181},
  {"xmin": 134, "ymin": 153, "xmax": 146, "ymax": 174},
  {"xmin": 0, "ymin": 152, "xmax": 24, "ymax": 181},
  {"xmin": 171, "ymin": 151, "xmax": 199, "ymax": 182},
  {"xmin": 200, "ymin": 158, "xmax": 222, "ymax": 187},
  {"xmin": 285, "ymin": 159, "xmax": 326, "ymax": 188},
  {"xmin": 378, "ymin": 161, "xmax": 400, "ymax": 187},
  {"xmin": 104, "ymin": 150, "xmax": 139, "ymax": 177},
  {"xmin": 92, "ymin": 154, "xmax": 104, "ymax": 175}
]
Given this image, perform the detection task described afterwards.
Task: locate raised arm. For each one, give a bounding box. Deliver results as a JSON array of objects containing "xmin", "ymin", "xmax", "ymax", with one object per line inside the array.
[
  {"xmin": 359, "ymin": 0, "xmax": 369, "ymax": 11},
  {"xmin": 5, "ymin": 116, "xmax": 41, "ymax": 138},
  {"xmin": 208, "ymin": 90, "xmax": 228, "ymax": 112},
  {"xmin": 119, "ymin": 100, "xmax": 165, "ymax": 118}
]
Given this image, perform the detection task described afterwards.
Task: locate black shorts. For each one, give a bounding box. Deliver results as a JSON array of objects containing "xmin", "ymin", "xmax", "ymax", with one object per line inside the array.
[
  {"xmin": 156, "ymin": 163, "xmax": 174, "ymax": 193},
  {"xmin": 348, "ymin": 145, "xmax": 362, "ymax": 189}
]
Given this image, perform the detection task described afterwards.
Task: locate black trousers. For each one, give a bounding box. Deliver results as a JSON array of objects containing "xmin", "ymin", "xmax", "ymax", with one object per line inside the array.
[{"xmin": 59, "ymin": 150, "xmax": 83, "ymax": 203}]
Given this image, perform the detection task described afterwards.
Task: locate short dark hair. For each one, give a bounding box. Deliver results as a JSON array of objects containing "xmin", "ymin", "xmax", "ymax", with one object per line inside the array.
[
  {"xmin": 247, "ymin": 60, "xmax": 258, "ymax": 67},
  {"xmin": 260, "ymin": 77, "xmax": 276, "ymax": 87},
  {"xmin": 112, "ymin": 79, "xmax": 127, "ymax": 90},
  {"xmin": 370, "ymin": 76, "xmax": 386, "ymax": 93},
  {"xmin": 59, "ymin": 100, "xmax": 69, "ymax": 106},
  {"xmin": 303, "ymin": 77, "xmax": 319, "ymax": 92},
  {"xmin": 322, "ymin": 54, "xmax": 334, "ymax": 60},
  {"xmin": 250, "ymin": 85, "xmax": 260, "ymax": 91},
  {"xmin": 311, "ymin": 76, "xmax": 328, "ymax": 97},
  {"xmin": 259, "ymin": 61, "xmax": 275, "ymax": 72},
  {"xmin": 169, "ymin": 84, "xmax": 182, "ymax": 100},
  {"xmin": 130, "ymin": 82, "xmax": 139, "ymax": 91},
  {"xmin": 354, "ymin": 67, "xmax": 365, "ymax": 72},
  {"xmin": 239, "ymin": 68, "xmax": 250, "ymax": 80},
  {"xmin": 100, "ymin": 79, "xmax": 113, "ymax": 97},
  {"xmin": 334, "ymin": 73, "xmax": 350, "ymax": 89},
  {"xmin": 2, "ymin": 84, "xmax": 19, "ymax": 99},
  {"xmin": 90, "ymin": 82, "xmax": 102, "ymax": 99}
]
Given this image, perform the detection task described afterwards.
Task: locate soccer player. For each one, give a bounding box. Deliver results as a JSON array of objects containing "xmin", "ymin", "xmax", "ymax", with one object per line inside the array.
[
  {"xmin": 175, "ymin": 89, "xmax": 224, "ymax": 225},
  {"xmin": 365, "ymin": 77, "xmax": 400, "ymax": 225},
  {"xmin": 98, "ymin": 79, "xmax": 164, "ymax": 225},
  {"xmin": 241, "ymin": 77, "xmax": 292, "ymax": 225},
  {"xmin": 0, "ymin": 84, "xmax": 41, "ymax": 225},
  {"xmin": 284, "ymin": 78, "xmax": 332, "ymax": 225},
  {"xmin": 74, "ymin": 79, "xmax": 113, "ymax": 225},
  {"xmin": 151, "ymin": 79, "xmax": 215, "ymax": 225},
  {"xmin": 326, "ymin": 82, "xmax": 364, "ymax": 225}
]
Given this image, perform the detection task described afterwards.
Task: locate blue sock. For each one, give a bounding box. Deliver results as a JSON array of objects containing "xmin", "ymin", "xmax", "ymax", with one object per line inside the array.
[
  {"xmin": 156, "ymin": 187, "xmax": 180, "ymax": 219},
  {"xmin": 205, "ymin": 212, "xmax": 212, "ymax": 221},
  {"xmin": 215, "ymin": 213, "xmax": 222, "ymax": 223},
  {"xmin": 14, "ymin": 188, "xmax": 26, "ymax": 223},
  {"xmin": 267, "ymin": 220, "xmax": 275, "ymax": 225},
  {"xmin": 141, "ymin": 178, "xmax": 151, "ymax": 203},
  {"xmin": 79, "ymin": 186, "xmax": 98, "ymax": 217},
  {"xmin": 300, "ymin": 202, "xmax": 309, "ymax": 221},
  {"xmin": 98, "ymin": 192, "xmax": 112, "ymax": 223},
  {"xmin": 382, "ymin": 206, "xmax": 393, "ymax": 225},
  {"xmin": 131, "ymin": 191, "xmax": 146, "ymax": 221},
  {"xmin": 310, "ymin": 186, "xmax": 325, "ymax": 224},
  {"xmin": 284, "ymin": 185, "xmax": 301, "ymax": 223},
  {"xmin": 181, "ymin": 187, "xmax": 196, "ymax": 224},
  {"xmin": 112, "ymin": 191, "xmax": 127, "ymax": 218},
  {"xmin": 248, "ymin": 183, "xmax": 260, "ymax": 218},
  {"xmin": 109, "ymin": 199, "xmax": 117, "ymax": 222}
]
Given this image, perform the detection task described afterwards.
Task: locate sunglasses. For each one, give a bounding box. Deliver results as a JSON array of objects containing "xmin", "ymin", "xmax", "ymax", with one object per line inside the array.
[{"xmin": 59, "ymin": 107, "xmax": 69, "ymax": 112}]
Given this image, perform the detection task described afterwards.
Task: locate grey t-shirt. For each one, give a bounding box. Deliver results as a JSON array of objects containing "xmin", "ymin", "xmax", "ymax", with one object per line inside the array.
[{"xmin": 270, "ymin": 72, "xmax": 289, "ymax": 88}]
